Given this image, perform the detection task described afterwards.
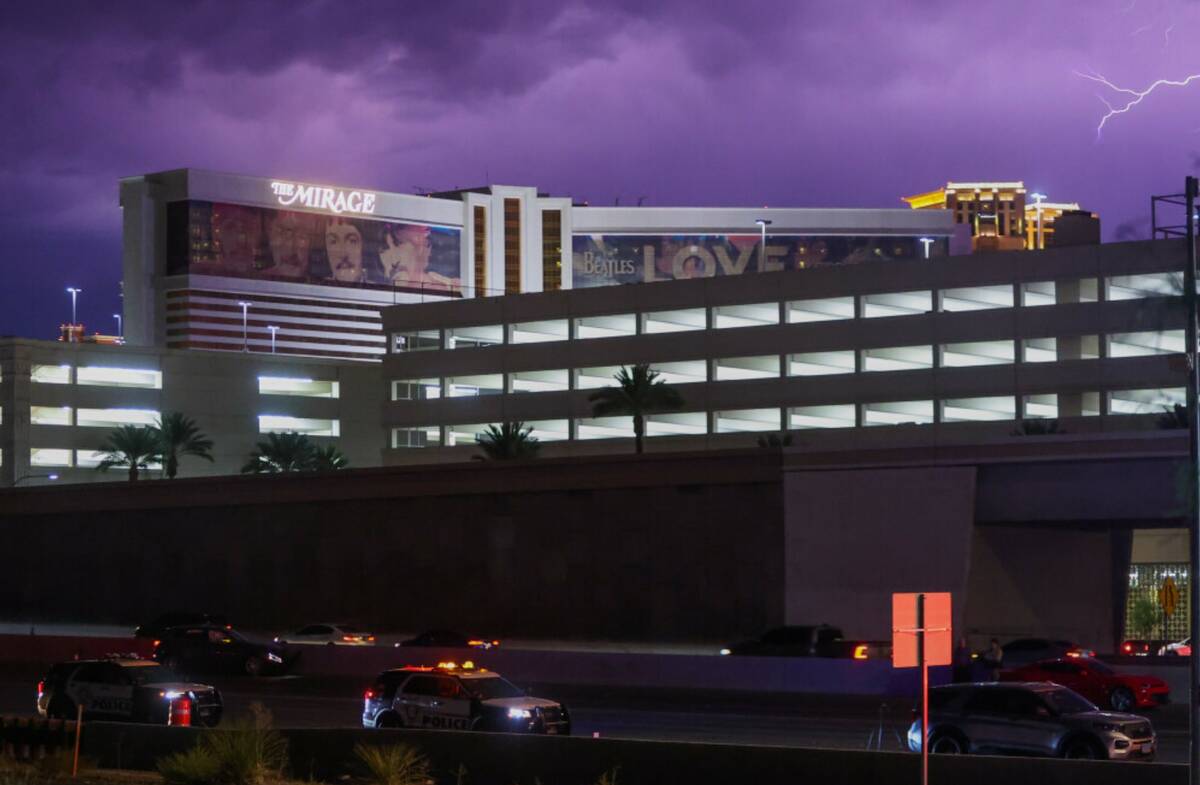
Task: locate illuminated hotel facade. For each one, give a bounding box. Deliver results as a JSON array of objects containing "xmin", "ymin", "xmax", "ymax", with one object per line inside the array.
[{"xmin": 904, "ymin": 181, "xmax": 1099, "ymax": 252}]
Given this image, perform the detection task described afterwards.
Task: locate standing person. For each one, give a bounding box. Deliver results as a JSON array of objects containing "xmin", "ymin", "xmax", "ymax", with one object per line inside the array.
[
  {"xmin": 980, "ymin": 638, "xmax": 1004, "ymax": 681},
  {"xmin": 952, "ymin": 637, "xmax": 972, "ymax": 683}
]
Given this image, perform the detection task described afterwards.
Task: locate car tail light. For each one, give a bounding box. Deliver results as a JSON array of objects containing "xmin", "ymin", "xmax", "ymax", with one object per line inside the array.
[
  {"xmin": 1122, "ymin": 642, "xmax": 1133, "ymax": 653},
  {"xmin": 368, "ymin": 636, "xmax": 376, "ymax": 642},
  {"xmin": 343, "ymin": 635, "xmax": 355, "ymax": 642},
  {"xmin": 853, "ymin": 644, "xmax": 869, "ymax": 660},
  {"xmin": 152, "ymin": 639, "xmax": 161, "ymax": 649},
  {"xmin": 492, "ymin": 640, "xmax": 500, "ymax": 647},
  {"xmin": 37, "ymin": 680, "xmax": 44, "ymax": 699},
  {"xmin": 364, "ymin": 689, "xmax": 376, "ymax": 701}
]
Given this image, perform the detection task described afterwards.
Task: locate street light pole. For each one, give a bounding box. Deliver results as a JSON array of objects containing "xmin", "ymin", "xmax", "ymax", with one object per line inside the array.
[
  {"xmin": 237, "ymin": 301, "xmax": 251, "ymax": 351},
  {"xmin": 66, "ymin": 287, "xmax": 81, "ymax": 324},
  {"xmin": 268, "ymin": 325, "xmax": 279, "ymax": 354},
  {"xmin": 1030, "ymin": 192, "xmax": 1047, "ymax": 250},
  {"xmin": 1184, "ymin": 174, "xmax": 1200, "ymax": 784},
  {"xmin": 755, "ymin": 219, "xmax": 773, "ymax": 270},
  {"xmin": 113, "ymin": 313, "xmax": 122, "ymax": 338},
  {"xmin": 919, "ymin": 238, "xmax": 934, "ymax": 260}
]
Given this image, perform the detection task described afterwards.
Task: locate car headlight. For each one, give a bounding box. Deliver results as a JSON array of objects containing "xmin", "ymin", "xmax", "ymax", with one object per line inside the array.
[
  {"xmin": 267, "ymin": 652, "xmax": 283, "ymax": 664},
  {"xmin": 162, "ymin": 690, "xmax": 184, "ymax": 700},
  {"xmin": 507, "ymin": 708, "xmax": 532, "ymax": 720},
  {"xmin": 719, "ymin": 648, "xmax": 731, "ymax": 656}
]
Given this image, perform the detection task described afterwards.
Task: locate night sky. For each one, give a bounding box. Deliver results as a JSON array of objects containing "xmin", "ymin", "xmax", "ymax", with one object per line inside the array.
[{"xmin": 2, "ymin": 0, "xmax": 1199, "ymax": 338}]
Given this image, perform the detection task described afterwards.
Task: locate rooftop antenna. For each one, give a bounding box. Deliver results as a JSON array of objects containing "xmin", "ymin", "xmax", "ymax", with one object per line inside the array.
[
  {"xmin": 637, "ymin": 196, "xmax": 646, "ymax": 206},
  {"xmin": 615, "ymin": 196, "xmax": 620, "ymax": 206}
]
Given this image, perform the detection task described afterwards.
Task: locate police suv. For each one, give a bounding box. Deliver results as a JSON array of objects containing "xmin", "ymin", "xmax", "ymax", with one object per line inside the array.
[
  {"xmin": 37, "ymin": 658, "xmax": 222, "ymax": 727},
  {"xmin": 362, "ymin": 663, "xmax": 570, "ymax": 735}
]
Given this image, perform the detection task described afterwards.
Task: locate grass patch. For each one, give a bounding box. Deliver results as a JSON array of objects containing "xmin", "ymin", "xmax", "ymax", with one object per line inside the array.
[
  {"xmin": 353, "ymin": 743, "xmax": 431, "ymax": 785},
  {"xmin": 159, "ymin": 703, "xmax": 287, "ymax": 785}
]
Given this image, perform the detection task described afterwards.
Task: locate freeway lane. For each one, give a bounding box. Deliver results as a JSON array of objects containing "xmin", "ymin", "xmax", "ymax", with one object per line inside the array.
[{"xmin": 0, "ymin": 668, "xmax": 1185, "ymax": 763}]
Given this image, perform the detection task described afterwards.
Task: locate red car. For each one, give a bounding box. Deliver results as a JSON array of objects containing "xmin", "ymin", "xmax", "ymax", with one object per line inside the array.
[{"xmin": 1001, "ymin": 657, "xmax": 1168, "ymax": 712}]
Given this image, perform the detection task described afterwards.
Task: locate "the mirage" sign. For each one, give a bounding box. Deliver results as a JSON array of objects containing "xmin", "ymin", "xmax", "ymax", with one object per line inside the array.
[{"xmin": 270, "ymin": 180, "xmax": 378, "ymax": 216}]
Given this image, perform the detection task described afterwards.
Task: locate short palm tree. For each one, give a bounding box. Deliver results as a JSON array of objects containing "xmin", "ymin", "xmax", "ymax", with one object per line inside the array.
[
  {"xmin": 155, "ymin": 412, "xmax": 214, "ymax": 479},
  {"xmin": 241, "ymin": 432, "xmax": 317, "ymax": 473},
  {"xmin": 588, "ymin": 364, "xmax": 685, "ymax": 454},
  {"xmin": 96, "ymin": 425, "xmax": 161, "ymax": 482},
  {"xmin": 474, "ymin": 422, "xmax": 541, "ymax": 460},
  {"xmin": 311, "ymin": 444, "xmax": 350, "ymax": 471},
  {"xmin": 1158, "ymin": 403, "xmax": 1188, "ymax": 430}
]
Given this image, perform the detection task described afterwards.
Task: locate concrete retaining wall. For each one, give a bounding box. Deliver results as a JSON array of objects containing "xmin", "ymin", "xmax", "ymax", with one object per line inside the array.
[{"xmin": 80, "ymin": 722, "xmax": 1185, "ymax": 785}]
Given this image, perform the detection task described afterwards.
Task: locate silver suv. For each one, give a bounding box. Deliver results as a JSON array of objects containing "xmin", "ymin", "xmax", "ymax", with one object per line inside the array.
[{"xmin": 907, "ymin": 682, "xmax": 1155, "ymax": 760}]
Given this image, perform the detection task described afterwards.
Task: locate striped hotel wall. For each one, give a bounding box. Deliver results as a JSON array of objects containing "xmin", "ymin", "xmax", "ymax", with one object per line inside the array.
[{"xmin": 165, "ymin": 288, "xmax": 387, "ymax": 361}]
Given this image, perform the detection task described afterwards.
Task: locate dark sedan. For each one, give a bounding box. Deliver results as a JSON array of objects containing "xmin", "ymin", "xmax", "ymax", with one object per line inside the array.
[{"xmin": 154, "ymin": 625, "xmax": 289, "ymax": 677}]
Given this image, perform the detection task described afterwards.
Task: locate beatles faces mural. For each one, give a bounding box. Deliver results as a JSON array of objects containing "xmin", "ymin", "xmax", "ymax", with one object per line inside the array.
[
  {"xmin": 571, "ymin": 234, "xmax": 944, "ymax": 288},
  {"xmin": 169, "ymin": 201, "xmax": 462, "ymax": 293}
]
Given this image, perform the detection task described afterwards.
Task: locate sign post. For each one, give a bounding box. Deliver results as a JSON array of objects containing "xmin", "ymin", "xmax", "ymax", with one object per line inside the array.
[{"xmin": 893, "ymin": 592, "xmax": 952, "ymax": 785}]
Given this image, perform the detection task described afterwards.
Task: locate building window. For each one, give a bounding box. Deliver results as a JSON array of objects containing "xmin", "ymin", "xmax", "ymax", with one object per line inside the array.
[
  {"xmin": 787, "ymin": 297, "xmax": 854, "ymax": 323},
  {"xmin": 446, "ymin": 423, "xmax": 495, "ymax": 447},
  {"xmin": 258, "ymin": 377, "xmax": 339, "ymax": 398},
  {"xmin": 1126, "ymin": 564, "xmax": 1189, "ymax": 642},
  {"xmin": 510, "ymin": 369, "xmax": 569, "ymax": 393},
  {"xmin": 789, "ymin": 351, "xmax": 856, "ymax": 376},
  {"xmin": 510, "ymin": 320, "xmax": 569, "ymax": 344},
  {"xmin": 392, "ymin": 379, "xmax": 442, "ymax": 401},
  {"xmin": 862, "ymin": 345, "xmax": 933, "ymax": 372},
  {"xmin": 574, "ymin": 313, "xmax": 636, "ymax": 339},
  {"xmin": 1020, "ymin": 279, "xmax": 1098, "ymax": 306},
  {"xmin": 75, "ymin": 450, "xmax": 160, "ymax": 469},
  {"xmin": 30, "ymin": 448, "xmax": 73, "ymax": 467},
  {"xmin": 258, "ymin": 415, "xmax": 340, "ymax": 437},
  {"xmin": 789, "ymin": 404, "xmax": 856, "ymax": 429},
  {"xmin": 76, "ymin": 408, "xmax": 159, "ymax": 428},
  {"xmin": 392, "ymin": 426, "xmax": 442, "ymax": 448},
  {"xmin": 575, "ymin": 366, "xmax": 626, "ymax": 390},
  {"xmin": 504, "ymin": 198, "xmax": 521, "ymax": 294},
  {"xmin": 1107, "ymin": 273, "xmax": 1181, "ymax": 300},
  {"xmin": 575, "ymin": 416, "xmax": 634, "ymax": 440},
  {"xmin": 447, "ymin": 374, "xmax": 504, "ymax": 397},
  {"xmin": 941, "ymin": 341, "xmax": 1015, "ymax": 367},
  {"xmin": 76, "ymin": 366, "xmax": 162, "ymax": 389},
  {"xmin": 861, "ymin": 291, "xmax": 931, "ymax": 318},
  {"xmin": 712, "ymin": 303, "xmax": 779, "ymax": 329},
  {"xmin": 863, "ymin": 400, "xmax": 934, "ymax": 426},
  {"xmin": 713, "ymin": 355, "xmax": 780, "ymax": 381},
  {"xmin": 642, "ymin": 308, "xmax": 706, "ymax": 334},
  {"xmin": 646, "ymin": 412, "xmax": 708, "ymax": 436},
  {"xmin": 940, "ymin": 285, "xmax": 1014, "ymax": 312},
  {"xmin": 473, "ymin": 205, "xmax": 487, "ymax": 297},
  {"xmin": 1022, "ymin": 392, "xmax": 1101, "ymax": 418},
  {"xmin": 650, "ymin": 360, "xmax": 708, "ymax": 385},
  {"xmin": 1108, "ymin": 331, "xmax": 1185, "ymax": 357},
  {"xmin": 447, "ymin": 324, "xmax": 504, "ymax": 349},
  {"xmin": 30, "ymin": 406, "xmax": 72, "ymax": 426},
  {"xmin": 1109, "ymin": 387, "xmax": 1185, "ymax": 415},
  {"xmin": 714, "ymin": 408, "xmax": 780, "ymax": 433},
  {"xmin": 941, "ymin": 396, "xmax": 1016, "ymax": 422},
  {"xmin": 31, "ymin": 365, "xmax": 71, "ymax": 384},
  {"xmin": 526, "ymin": 420, "xmax": 569, "ymax": 442},
  {"xmin": 392, "ymin": 330, "xmax": 441, "ymax": 352},
  {"xmin": 1021, "ymin": 336, "xmax": 1100, "ymax": 362},
  {"xmin": 542, "ymin": 209, "xmax": 562, "ymax": 292}
]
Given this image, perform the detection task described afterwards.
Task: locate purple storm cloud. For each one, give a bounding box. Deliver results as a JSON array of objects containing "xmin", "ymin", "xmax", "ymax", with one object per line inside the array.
[{"xmin": 1, "ymin": 0, "xmax": 1199, "ymax": 336}]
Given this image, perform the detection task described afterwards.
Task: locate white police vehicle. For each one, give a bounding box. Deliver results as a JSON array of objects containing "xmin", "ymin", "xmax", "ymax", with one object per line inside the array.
[
  {"xmin": 36, "ymin": 658, "xmax": 222, "ymax": 727},
  {"xmin": 362, "ymin": 662, "xmax": 569, "ymax": 735}
]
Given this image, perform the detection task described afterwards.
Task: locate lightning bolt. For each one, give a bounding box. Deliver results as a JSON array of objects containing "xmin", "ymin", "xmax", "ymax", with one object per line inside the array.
[{"xmin": 1075, "ymin": 69, "xmax": 1200, "ymax": 139}]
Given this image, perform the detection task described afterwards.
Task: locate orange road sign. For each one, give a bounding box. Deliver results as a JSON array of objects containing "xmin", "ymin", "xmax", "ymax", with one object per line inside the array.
[
  {"xmin": 1159, "ymin": 577, "xmax": 1180, "ymax": 618},
  {"xmin": 892, "ymin": 592, "xmax": 952, "ymax": 668}
]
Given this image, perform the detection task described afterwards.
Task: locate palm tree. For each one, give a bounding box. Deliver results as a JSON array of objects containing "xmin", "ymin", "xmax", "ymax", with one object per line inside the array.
[
  {"xmin": 474, "ymin": 422, "xmax": 541, "ymax": 460},
  {"xmin": 155, "ymin": 412, "xmax": 214, "ymax": 479},
  {"xmin": 1158, "ymin": 403, "xmax": 1188, "ymax": 430},
  {"xmin": 757, "ymin": 431, "xmax": 793, "ymax": 448},
  {"xmin": 96, "ymin": 425, "xmax": 161, "ymax": 482},
  {"xmin": 311, "ymin": 444, "xmax": 350, "ymax": 471},
  {"xmin": 241, "ymin": 432, "xmax": 317, "ymax": 473},
  {"xmin": 588, "ymin": 364, "xmax": 685, "ymax": 454}
]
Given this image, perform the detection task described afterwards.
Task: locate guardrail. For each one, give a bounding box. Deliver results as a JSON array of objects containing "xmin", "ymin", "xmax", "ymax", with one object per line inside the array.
[
  {"xmin": 0, "ymin": 715, "xmax": 78, "ymax": 760},
  {"xmin": 75, "ymin": 722, "xmax": 1185, "ymax": 785}
]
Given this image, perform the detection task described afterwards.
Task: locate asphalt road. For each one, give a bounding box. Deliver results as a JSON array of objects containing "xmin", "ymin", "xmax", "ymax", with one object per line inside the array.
[{"xmin": 0, "ymin": 666, "xmax": 1185, "ymax": 764}]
